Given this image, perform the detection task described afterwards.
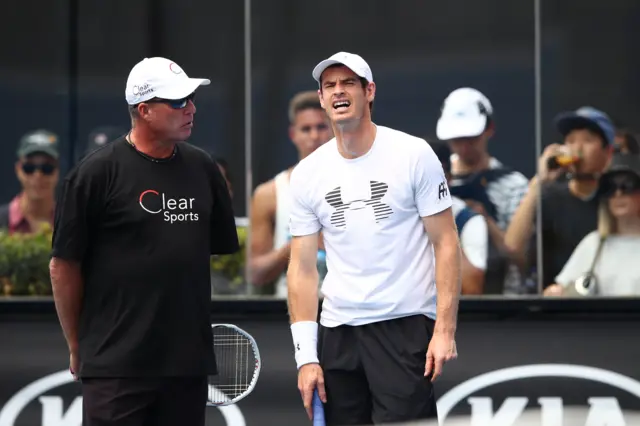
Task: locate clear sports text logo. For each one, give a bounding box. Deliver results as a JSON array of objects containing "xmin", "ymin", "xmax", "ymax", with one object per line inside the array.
[{"xmin": 139, "ymin": 190, "xmax": 199, "ymax": 223}]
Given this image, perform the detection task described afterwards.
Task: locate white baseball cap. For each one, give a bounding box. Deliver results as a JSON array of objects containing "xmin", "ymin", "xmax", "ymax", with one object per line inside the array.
[
  {"xmin": 312, "ymin": 52, "xmax": 373, "ymax": 84},
  {"xmin": 436, "ymin": 88, "xmax": 493, "ymax": 140},
  {"xmin": 125, "ymin": 57, "xmax": 211, "ymax": 105}
]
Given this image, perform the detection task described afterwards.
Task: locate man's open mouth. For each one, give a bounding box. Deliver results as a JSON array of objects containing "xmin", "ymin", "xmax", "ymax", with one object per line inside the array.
[{"xmin": 333, "ymin": 100, "xmax": 351, "ymax": 110}]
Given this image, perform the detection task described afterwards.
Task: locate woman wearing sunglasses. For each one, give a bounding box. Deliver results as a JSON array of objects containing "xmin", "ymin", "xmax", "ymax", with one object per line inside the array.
[
  {"xmin": 0, "ymin": 129, "xmax": 59, "ymax": 235},
  {"xmin": 545, "ymin": 153, "xmax": 640, "ymax": 296}
]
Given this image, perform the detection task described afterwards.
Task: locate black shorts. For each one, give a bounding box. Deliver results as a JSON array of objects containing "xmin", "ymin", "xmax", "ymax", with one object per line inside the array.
[
  {"xmin": 319, "ymin": 314, "xmax": 437, "ymax": 425},
  {"xmin": 81, "ymin": 377, "xmax": 207, "ymax": 426}
]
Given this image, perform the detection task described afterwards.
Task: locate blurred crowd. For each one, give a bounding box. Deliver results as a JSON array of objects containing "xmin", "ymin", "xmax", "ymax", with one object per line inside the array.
[
  {"xmin": 245, "ymin": 88, "xmax": 640, "ymax": 298},
  {"xmin": 4, "ymin": 88, "xmax": 639, "ymax": 299}
]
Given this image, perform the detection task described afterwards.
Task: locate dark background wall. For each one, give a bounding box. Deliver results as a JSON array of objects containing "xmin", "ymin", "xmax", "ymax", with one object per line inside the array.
[{"xmin": 0, "ymin": 0, "xmax": 638, "ymax": 216}]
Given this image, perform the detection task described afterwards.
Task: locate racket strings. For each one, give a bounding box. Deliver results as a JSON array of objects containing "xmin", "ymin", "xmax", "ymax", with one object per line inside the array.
[{"xmin": 208, "ymin": 327, "xmax": 258, "ymax": 405}]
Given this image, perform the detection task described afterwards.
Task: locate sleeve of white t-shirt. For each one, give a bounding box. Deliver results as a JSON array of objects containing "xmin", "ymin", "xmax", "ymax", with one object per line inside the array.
[
  {"xmin": 414, "ymin": 142, "xmax": 453, "ymax": 217},
  {"xmin": 460, "ymin": 215, "xmax": 488, "ymax": 270},
  {"xmin": 288, "ymin": 163, "xmax": 322, "ymax": 237},
  {"xmin": 555, "ymin": 231, "xmax": 600, "ymax": 287}
]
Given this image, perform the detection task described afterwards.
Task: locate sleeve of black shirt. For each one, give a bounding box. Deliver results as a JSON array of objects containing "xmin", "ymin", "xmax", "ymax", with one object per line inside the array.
[
  {"xmin": 51, "ymin": 162, "xmax": 106, "ymax": 261},
  {"xmin": 208, "ymin": 157, "xmax": 239, "ymax": 255}
]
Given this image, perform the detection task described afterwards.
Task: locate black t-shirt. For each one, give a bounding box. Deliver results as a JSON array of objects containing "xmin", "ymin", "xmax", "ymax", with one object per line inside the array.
[
  {"xmin": 530, "ymin": 181, "xmax": 598, "ymax": 288},
  {"xmin": 51, "ymin": 137, "xmax": 239, "ymax": 377}
]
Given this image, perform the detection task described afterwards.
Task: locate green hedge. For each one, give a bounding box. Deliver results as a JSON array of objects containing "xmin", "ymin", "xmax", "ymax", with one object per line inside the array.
[{"xmin": 0, "ymin": 225, "xmax": 248, "ymax": 296}]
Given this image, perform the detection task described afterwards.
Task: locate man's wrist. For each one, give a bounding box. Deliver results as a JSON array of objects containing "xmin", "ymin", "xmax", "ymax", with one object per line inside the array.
[
  {"xmin": 434, "ymin": 323, "xmax": 456, "ymax": 336},
  {"xmin": 290, "ymin": 321, "xmax": 319, "ymax": 370}
]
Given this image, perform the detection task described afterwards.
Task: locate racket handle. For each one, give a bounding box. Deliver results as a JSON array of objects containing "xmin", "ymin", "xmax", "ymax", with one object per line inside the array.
[{"xmin": 312, "ymin": 389, "xmax": 326, "ymax": 426}]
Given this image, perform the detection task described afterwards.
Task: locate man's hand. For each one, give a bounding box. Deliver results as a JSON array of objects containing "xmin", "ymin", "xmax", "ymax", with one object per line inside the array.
[
  {"xmin": 425, "ymin": 331, "xmax": 458, "ymax": 382},
  {"xmin": 544, "ymin": 284, "xmax": 564, "ymax": 297},
  {"xmin": 69, "ymin": 350, "xmax": 80, "ymax": 381},
  {"xmin": 298, "ymin": 363, "xmax": 327, "ymax": 420},
  {"xmin": 538, "ymin": 143, "xmax": 569, "ymax": 183}
]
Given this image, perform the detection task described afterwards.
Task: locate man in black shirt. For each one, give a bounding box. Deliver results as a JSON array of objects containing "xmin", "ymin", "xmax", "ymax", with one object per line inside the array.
[
  {"xmin": 50, "ymin": 57, "xmax": 239, "ymax": 426},
  {"xmin": 505, "ymin": 106, "xmax": 614, "ymax": 289}
]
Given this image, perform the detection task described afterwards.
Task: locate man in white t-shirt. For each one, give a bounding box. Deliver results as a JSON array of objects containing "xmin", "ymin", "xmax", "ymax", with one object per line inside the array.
[
  {"xmin": 430, "ymin": 140, "xmax": 489, "ymax": 294},
  {"xmin": 287, "ymin": 52, "xmax": 461, "ymax": 425}
]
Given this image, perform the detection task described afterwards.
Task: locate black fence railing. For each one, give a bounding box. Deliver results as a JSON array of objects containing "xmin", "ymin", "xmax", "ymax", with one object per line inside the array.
[{"xmin": 1, "ymin": 298, "xmax": 639, "ymax": 425}]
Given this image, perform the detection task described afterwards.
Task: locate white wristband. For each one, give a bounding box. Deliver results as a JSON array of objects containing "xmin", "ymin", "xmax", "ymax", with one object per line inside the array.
[{"xmin": 290, "ymin": 321, "xmax": 319, "ymax": 370}]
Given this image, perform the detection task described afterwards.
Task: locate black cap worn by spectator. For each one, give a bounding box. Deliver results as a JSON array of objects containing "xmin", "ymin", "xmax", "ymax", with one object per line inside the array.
[
  {"xmin": 85, "ymin": 126, "xmax": 126, "ymax": 156},
  {"xmin": 596, "ymin": 152, "xmax": 640, "ymax": 199},
  {"xmin": 555, "ymin": 106, "xmax": 616, "ymax": 146},
  {"xmin": 17, "ymin": 130, "xmax": 60, "ymax": 159}
]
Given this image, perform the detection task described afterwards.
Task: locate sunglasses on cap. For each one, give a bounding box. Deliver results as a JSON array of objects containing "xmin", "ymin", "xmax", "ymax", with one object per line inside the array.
[
  {"xmin": 22, "ymin": 162, "xmax": 57, "ymax": 176},
  {"xmin": 601, "ymin": 173, "xmax": 640, "ymax": 197},
  {"xmin": 146, "ymin": 92, "xmax": 196, "ymax": 109}
]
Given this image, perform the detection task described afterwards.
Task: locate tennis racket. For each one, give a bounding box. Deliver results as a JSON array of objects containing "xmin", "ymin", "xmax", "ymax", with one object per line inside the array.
[
  {"xmin": 312, "ymin": 388, "xmax": 326, "ymax": 426},
  {"xmin": 207, "ymin": 324, "xmax": 261, "ymax": 406}
]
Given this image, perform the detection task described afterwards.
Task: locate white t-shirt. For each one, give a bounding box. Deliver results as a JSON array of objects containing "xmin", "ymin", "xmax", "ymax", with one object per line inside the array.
[
  {"xmin": 451, "ymin": 197, "xmax": 488, "ymax": 270},
  {"xmin": 289, "ymin": 125, "xmax": 452, "ymax": 327},
  {"xmin": 555, "ymin": 231, "xmax": 640, "ymax": 296}
]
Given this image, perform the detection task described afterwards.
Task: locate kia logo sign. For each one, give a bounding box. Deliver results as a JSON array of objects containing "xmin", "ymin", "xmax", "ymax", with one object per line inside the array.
[
  {"xmin": 0, "ymin": 370, "xmax": 246, "ymax": 426},
  {"xmin": 436, "ymin": 364, "xmax": 640, "ymax": 426}
]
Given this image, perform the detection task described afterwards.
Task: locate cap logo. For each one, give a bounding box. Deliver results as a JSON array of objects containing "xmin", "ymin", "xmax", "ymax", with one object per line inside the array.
[
  {"xmin": 169, "ymin": 62, "xmax": 183, "ymax": 75},
  {"xmin": 30, "ymin": 134, "xmax": 55, "ymax": 146},
  {"xmin": 132, "ymin": 83, "xmax": 154, "ymax": 98}
]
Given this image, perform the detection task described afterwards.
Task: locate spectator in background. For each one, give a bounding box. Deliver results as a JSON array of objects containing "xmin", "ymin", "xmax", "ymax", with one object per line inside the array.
[
  {"xmin": 436, "ymin": 87, "xmax": 528, "ymax": 295},
  {"xmin": 614, "ymin": 129, "xmax": 639, "ymax": 155},
  {"xmin": 213, "ymin": 156, "xmax": 233, "ymax": 199},
  {"xmin": 430, "ymin": 139, "xmax": 488, "ymax": 294},
  {"xmin": 80, "ymin": 126, "xmax": 126, "ymax": 160},
  {"xmin": 0, "ymin": 130, "xmax": 59, "ymax": 234},
  {"xmin": 249, "ymin": 91, "xmax": 333, "ymax": 296},
  {"xmin": 505, "ymin": 106, "xmax": 614, "ymax": 290},
  {"xmin": 544, "ymin": 153, "xmax": 640, "ymax": 296}
]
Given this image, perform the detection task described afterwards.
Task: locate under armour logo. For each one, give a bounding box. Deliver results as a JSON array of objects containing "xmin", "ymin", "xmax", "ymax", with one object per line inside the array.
[
  {"xmin": 438, "ymin": 181, "xmax": 449, "ymax": 200},
  {"xmin": 296, "ymin": 343, "xmax": 300, "ymax": 351},
  {"xmin": 325, "ymin": 181, "xmax": 393, "ymax": 228}
]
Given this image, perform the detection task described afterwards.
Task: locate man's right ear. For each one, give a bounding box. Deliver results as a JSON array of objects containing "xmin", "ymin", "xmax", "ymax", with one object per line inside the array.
[{"xmin": 137, "ymin": 103, "xmax": 150, "ymax": 117}]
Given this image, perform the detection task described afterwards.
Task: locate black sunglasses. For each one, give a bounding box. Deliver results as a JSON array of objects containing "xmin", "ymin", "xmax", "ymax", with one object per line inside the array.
[
  {"xmin": 22, "ymin": 163, "xmax": 57, "ymax": 175},
  {"xmin": 602, "ymin": 174, "xmax": 640, "ymax": 197},
  {"xmin": 146, "ymin": 92, "xmax": 196, "ymax": 109}
]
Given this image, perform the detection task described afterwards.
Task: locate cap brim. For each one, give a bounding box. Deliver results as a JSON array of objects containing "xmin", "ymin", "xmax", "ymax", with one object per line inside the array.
[
  {"xmin": 596, "ymin": 154, "xmax": 640, "ymax": 197},
  {"xmin": 555, "ymin": 113, "xmax": 602, "ymax": 137},
  {"xmin": 596, "ymin": 169, "xmax": 640, "ymax": 198},
  {"xmin": 436, "ymin": 115, "xmax": 487, "ymax": 140},
  {"xmin": 313, "ymin": 59, "xmax": 341, "ymax": 82},
  {"xmin": 312, "ymin": 59, "xmax": 367, "ymax": 83},
  {"xmin": 155, "ymin": 78, "xmax": 211, "ymax": 100},
  {"xmin": 19, "ymin": 146, "xmax": 59, "ymax": 159}
]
